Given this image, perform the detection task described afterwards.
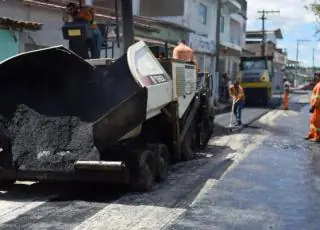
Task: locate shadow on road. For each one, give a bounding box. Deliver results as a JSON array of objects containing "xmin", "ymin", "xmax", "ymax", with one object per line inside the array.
[
  {"xmin": 0, "ymin": 145, "xmax": 236, "ymax": 203},
  {"xmin": 0, "ymin": 143, "xmax": 237, "ymax": 228}
]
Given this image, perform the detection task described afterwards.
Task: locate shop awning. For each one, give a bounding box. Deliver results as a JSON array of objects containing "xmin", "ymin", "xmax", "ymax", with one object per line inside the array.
[
  {"xmin": 108, "ymin": 34, "xmax": 176, "ymax": 47},
  {"xmin": 0, "ymin": 17, "xmax": 42, "ymax": 31}
]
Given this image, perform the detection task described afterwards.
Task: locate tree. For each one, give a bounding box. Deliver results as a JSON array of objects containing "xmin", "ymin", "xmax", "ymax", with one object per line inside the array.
[
  {"xmin": 306, "ymin": 2, "xmax": 320, "ymax": 35},
  {"xmin": 309, "ymin": 3, "xmax": 320, "ymax": 17}
]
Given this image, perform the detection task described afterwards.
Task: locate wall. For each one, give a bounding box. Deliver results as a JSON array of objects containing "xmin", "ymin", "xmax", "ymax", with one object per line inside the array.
[
  {"xmin": 230, "ymin": 13, "xmax": 245, "ymax": 47},
  {"xmin": 137, "ymin": 24, "xmax": 188, "ymax": 44},
  {"xmin": 106, "ymin": 25, "xmax": 189, "ymax": 59},
  {"xmin": 229, "ymin": 18, "xmax": 241, "ymax": 45},
  {"xmin": 220, "ymin": 5, "xmax": 230, "ymax": 44},
  {"xmin": 155, "ymin": 0, "xmax": 217, "ymax": 42},
  {"xmin": 0, "ymin": 1, "xmax": 68, "ymax": 52},
  {"xmin": 266, "ymin": 33, "xmax": 277, "ymax": 45},
  {"xmin": 0, "ymin": 29, "xmax": 19, "ymax": 61}
]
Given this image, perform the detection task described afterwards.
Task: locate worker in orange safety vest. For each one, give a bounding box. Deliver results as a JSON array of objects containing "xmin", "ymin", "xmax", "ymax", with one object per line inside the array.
[
  {"xmin": 283, "ymin": 78, "xmax": 291, "ymax": 110},
  {"xmin": 305, "ymin": 73, "xmax": 320, "ymax": 142},
  {"xmin": 229, "ymin": 78, "xmax": 245, "ymax": 126},
  {"xmin": 172, "ymin": 39, "xmax": 200, "ymax": 72}
]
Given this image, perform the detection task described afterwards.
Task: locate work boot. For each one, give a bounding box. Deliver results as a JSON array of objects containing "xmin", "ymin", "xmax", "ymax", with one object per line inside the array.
[{"xmin": 309, "ymin": 138, "xmax": 320, "ymax": 143}]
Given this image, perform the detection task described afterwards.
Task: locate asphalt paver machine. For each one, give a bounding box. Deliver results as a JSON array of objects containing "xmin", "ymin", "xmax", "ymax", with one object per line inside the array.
[{"xmin": 0, "ymin": 0, "xmax": 214, "ymax": 191}]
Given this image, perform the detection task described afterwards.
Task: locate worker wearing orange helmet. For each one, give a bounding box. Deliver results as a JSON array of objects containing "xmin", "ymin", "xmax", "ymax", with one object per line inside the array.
[
  {"xmin": 305, "ymin": 72, "xmax": 320, "ymax": 142},
  {"xmin": 173, "ymin": 39, "xmax": 200, "ymax": 72}
]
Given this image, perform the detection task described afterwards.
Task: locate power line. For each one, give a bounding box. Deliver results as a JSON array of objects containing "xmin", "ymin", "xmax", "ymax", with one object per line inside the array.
[{"xmin": 257, "ymin": 10, "xmax": 280, "ymax": 56}]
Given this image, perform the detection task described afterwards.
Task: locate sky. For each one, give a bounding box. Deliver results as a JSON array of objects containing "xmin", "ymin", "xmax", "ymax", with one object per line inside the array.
[{"xmin": 246, "ymin": 0, "xmax": 319, "ymax": 67}]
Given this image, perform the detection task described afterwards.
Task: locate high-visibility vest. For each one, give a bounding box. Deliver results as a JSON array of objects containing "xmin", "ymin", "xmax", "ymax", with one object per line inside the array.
[
  {"xmin": 311, "ymin": 82, "xmax": 320, "ymax": 108},
  {"xmin": 229, "ymin": 84, "xmax": 245, "ymax": 101}
]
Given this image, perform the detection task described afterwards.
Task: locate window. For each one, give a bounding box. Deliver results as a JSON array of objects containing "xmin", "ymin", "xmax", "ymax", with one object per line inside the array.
[
  {"xmin": 198, "ymin": 3, "xmax": 207, "ymax": 25},
  {"xmin": 220, "ymin": 16, "xmax": 224, "ymax": 33},
  {"xmin": 242, "ymin": 60, "xmax": 266, "ymax": 70}
]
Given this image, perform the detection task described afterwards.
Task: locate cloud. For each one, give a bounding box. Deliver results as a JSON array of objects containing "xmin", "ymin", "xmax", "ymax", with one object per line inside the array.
[{"xmin": 247, "ymin": 0, "xmax": 316, "ymax": 29}]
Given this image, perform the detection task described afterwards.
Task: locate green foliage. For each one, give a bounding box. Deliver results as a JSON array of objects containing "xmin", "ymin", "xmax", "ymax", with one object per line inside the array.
[
  {"xmin": 310, "ymin": 3, "xmax": 320, "ymax": 17},
  {"xmin": 306, "ymin": 2, "xmax": 320, "ymax": 35}
]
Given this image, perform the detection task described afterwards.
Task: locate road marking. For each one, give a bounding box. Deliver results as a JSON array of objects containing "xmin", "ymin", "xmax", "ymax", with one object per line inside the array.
[
  {"xmin": 0, "ymin": 194, "xmax": 57, "ymax": 225},
  {"xmin": 190, "ymin": 179, "xmax": 218, "ymax": 206},
  {"xmin": 74, "ymin": 203, "xmax": 186, "ymax": 230}
]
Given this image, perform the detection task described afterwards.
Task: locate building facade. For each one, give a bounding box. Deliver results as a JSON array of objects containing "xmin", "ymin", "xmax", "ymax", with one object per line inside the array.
[
  {"xmin": 141, "ymin": 0, "xmax": 218, "ymax": 74},
  {"xmin": 0, "ymin": 0, "xmax": 65, "ymax": 54},
  {"xmin": 0, "ymin": 0, "xmax": 193, "ymax": 60},
  {"xmin": 219, "ymin": 0, "xmax": 246, "ymax": 81},
  {"xmin": 245, "ymin": 29, "xmax": 286, "ymax": 73},
  {"xmin": 133, "ymin": 0, "xmax": 247, "ymax": 100}
]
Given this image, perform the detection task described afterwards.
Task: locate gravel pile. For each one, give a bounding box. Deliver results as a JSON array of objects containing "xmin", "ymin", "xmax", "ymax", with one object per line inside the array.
[{"xmin": 3, "ymin": 104, "xmax": 100, "ymax": 172}]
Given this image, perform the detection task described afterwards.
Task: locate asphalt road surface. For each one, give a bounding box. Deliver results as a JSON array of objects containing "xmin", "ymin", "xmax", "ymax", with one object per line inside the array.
[{"xmin": 0, "ymin": 91, "xmax": 319, "ymax": 229}]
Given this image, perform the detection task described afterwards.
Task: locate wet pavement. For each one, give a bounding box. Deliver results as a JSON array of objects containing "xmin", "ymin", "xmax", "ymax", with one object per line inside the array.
[
  {"xmin": 165, "ymin": 91, "xmax": 320, "ymax": 230},
  {"xmin": 214, "ymin": 95, "xmax": 282, "ymax": 128}
]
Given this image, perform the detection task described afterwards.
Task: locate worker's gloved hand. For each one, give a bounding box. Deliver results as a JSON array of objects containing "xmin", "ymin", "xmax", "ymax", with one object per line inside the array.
[{"xmin": 310, "ymin": 106, "xmax": 315, "ymax": 113}]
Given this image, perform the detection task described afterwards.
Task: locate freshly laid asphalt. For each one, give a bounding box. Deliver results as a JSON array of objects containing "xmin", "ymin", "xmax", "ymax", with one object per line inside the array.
[{"xmin": 165, "ymin": 91, "xmax": 320, "ymax": 230}]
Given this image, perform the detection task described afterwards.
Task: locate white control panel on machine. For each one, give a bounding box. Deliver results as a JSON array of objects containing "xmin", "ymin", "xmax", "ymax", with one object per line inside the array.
[
  {"xmin": 127, "ymin": 41, "xmax": 173, "ymax": 119},
  {"xmin": 171, "ymin": 61, "xmax": 197, "ymax": 118}
]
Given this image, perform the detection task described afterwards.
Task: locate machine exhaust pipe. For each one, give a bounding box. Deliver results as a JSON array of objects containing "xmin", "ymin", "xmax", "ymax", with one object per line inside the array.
[{"xmin": 74, "ymin": 161, "xmax": 126, "ymax": 171}]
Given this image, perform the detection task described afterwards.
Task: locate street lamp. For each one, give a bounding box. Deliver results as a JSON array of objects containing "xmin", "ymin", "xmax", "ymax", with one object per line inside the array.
[{"xmin": 295, "ymin": 39, "xmax": 310, "ymax": 87}]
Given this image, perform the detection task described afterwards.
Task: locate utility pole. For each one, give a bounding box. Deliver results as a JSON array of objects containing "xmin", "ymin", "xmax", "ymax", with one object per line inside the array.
[
  {"xmin": 313, "ymin": 47, "xmax": 315, "ymax": 74},
  {"xmin": 215, "ymin": 0, "xmax": 222, "ymax": 103},
  {"xmin": 257, "ymin": 10, "xmax": 280, "ymax": 56},
  {"xmin": 121, "ymin": 0, "xmax": 134, "ymax": 53},
  {"xmin": 295, "ymin": 39, "xmax": 310, "ymax": 87}
]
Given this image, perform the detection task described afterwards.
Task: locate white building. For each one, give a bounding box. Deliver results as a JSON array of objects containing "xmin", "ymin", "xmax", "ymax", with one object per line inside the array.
[
  {"xmin": 0, "ymin": 0, "xmax": 172, "ymax": 60},
  {"xmin": 136, "ymin": 0, "xmax": 218, "ymax": 74},
  {"xmin": 0, "ymin": 0, "xmax": 68, "ymax": 55},
  {"xmin": 133, "ymin": 0, "xmax": 247, "ymax": 99},
  {"xmin": 219, "ymin": 0, "xmax": 247, "ymax": 81}
]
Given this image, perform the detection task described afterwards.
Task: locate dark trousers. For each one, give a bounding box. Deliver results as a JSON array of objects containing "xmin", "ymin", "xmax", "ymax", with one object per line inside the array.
[
  {"xmin": 69, "ymin": 39, "xmax": 89, "ymax": 59},
  {"xmin": 233, "ymin": 100, "xmax": 244, "ymax": 124},
  {"xmin": 90, "ymin": 27, "xmax": 102, "ymax": 59}
]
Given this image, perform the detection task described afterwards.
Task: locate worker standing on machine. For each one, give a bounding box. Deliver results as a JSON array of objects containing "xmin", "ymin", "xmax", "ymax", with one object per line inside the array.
[
  {"xmin": 173, "ymin": 39, "xmax": 200, "ymax": 72},
  {"xmin": 63, "ymin": 2, "xmax": 102, "ymax": 59},
  {"xmin": 63, "ymin": 3, "xmax": 90, "ymax": 59},
  {"xmin": 283, "ymin": 78, "xmax": 291, "ymax": 110},
  {"xmin": 229, "ymin": 78, "xmax": 245, "ymax": 126},
  {"xmin": 80, "ymin": 6, "xmax": 102, "ymax": 59},
  {"xmin": 305, "ymin": 73, "xmax": 320, "ymax": 142}
]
